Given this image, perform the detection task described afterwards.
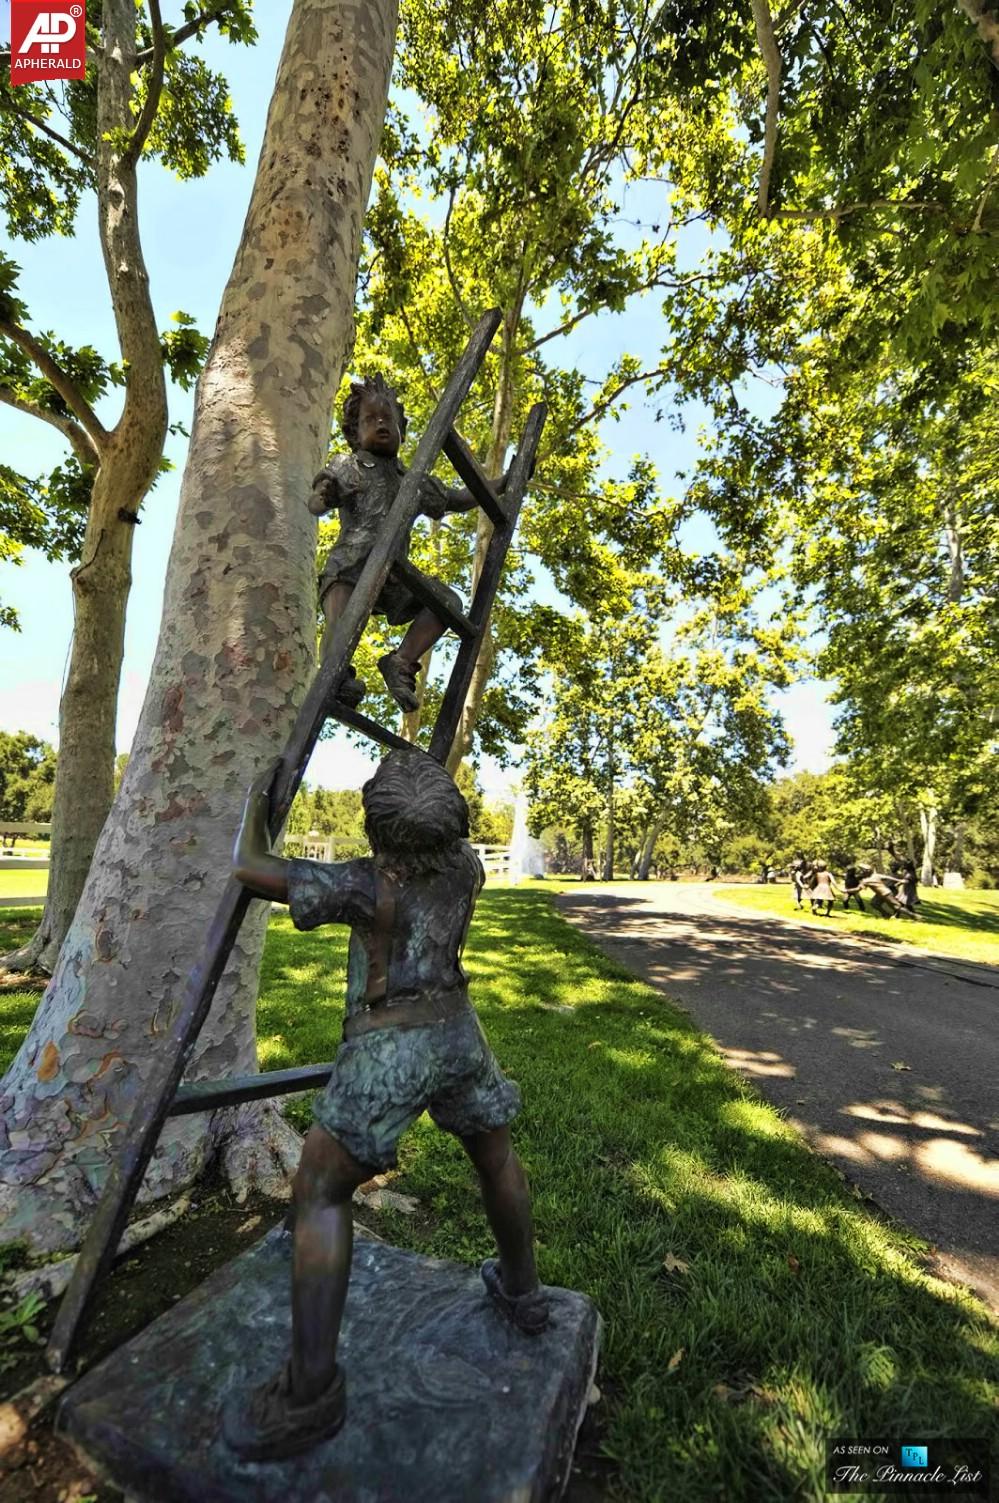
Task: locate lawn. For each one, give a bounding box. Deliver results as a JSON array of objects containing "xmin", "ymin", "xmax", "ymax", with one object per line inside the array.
[
  {"xmin": 716, "ymin": 883, "xmax": 999, "ymax": 967},
  {"xmin": 0, "ymin": 865, "xmax": 48, "ymax": 899},
  {"xmin": 2, "ymin": 892, "xmax": 997, "ymax": 1500}
]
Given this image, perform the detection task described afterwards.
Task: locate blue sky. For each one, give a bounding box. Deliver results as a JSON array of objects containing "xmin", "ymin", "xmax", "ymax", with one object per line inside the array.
[{"xmin": 0, "ymin": 1, "xmax": 835, "ymax": 799}]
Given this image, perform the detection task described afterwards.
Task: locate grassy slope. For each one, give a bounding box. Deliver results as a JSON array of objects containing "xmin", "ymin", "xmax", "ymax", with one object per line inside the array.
[
  {"xmin": 716, "ymin": 884, "xmax": 999, "ymax": 967},
  {"xmin": 2, "ymin": 892, "xmax": 998, "ymax": 1500}
]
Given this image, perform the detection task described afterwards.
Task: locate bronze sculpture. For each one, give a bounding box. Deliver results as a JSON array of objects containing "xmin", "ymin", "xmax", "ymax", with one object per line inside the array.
[
  {"xmin": 223, "ymin": 749, "xmax": 549, "ymax": 1460},
  {"xmin": 310, "ymin": 374, "xmax": 512, "ymax": 713}
]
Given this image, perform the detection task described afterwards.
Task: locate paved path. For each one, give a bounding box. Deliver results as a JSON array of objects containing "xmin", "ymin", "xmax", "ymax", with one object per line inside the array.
[{"xmin": 555, "ymin": 883, "xmax": 999, "ymax": 1312}]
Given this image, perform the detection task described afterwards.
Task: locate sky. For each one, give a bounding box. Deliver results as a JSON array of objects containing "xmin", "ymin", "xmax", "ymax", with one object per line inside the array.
[{"xmin": 0, "ymin": 1, "xmax": 836, "ymax": 800}]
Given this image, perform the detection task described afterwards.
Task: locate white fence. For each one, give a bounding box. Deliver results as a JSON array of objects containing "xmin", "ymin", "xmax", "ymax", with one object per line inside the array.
[
  {"xmin": 0, "ymin": 822, "xmax": 51, "ymax": 905},
  {"xmin": 472, "ymin": 844, "xmax": 513, "ymax": 879}
]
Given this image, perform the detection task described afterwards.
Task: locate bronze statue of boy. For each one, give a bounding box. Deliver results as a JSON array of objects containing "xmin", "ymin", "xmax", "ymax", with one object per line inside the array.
[
  {"xmin": 310, "ymin": 374, "xmax": 511, "ymax": 713},
  {"xmin": 223, "ymin": 749, "xmax": 548, "ymax": 1461}
]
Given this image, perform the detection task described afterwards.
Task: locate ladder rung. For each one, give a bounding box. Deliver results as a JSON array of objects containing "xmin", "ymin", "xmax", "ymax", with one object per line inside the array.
[
  {"xmin": 169, "ymin": 1063, "xmax": 335, "ymax": 1116},
  {"xmin": 327, "ymin": 703, "xmax": 416, "ymax": 751},
  {"xmin": 391, "ymin": 558, "xmax": 478, "ymax": 639},
  {"xmin": 443, "ymin": 429, "xmax": 508, "ymax": 528}
]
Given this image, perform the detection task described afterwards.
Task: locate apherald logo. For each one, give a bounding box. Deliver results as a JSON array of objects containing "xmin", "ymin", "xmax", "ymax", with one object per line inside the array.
[{"xmin": 10, "ymin": 3, "xmax": 86, "ymax": 85}]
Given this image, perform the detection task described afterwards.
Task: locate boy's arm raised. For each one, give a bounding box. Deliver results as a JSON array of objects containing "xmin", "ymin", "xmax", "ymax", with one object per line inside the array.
[{"xmin": 233, "ymin": 758, "xmax": 290, "ymax": 904}]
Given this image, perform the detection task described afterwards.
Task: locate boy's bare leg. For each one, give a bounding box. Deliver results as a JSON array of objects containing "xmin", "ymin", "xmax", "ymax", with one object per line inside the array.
[
  {"xmin": 461, "ymin": 1125, "xmax": 539, "ymax": 1297},
  {"xmin": 319, "ymin": 582, "xmax": 366, "ymax": 706},
  {"xmin": 379, "ymin": 606, "xmax": 449, "ymax": 711},
  {"xmin": 290, "ymin": 1125, "xmax": 374, "ymax": 1403},
  {"xmin": 397, "ymin": 607, "xmax": 447, "ymax": 665},
  {"xmin": 319, "ymin": 580, "xmax": 354, "ymax": 660}
]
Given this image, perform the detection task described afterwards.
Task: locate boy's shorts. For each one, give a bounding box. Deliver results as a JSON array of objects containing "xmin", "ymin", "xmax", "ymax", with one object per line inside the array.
[
  {"xmin": 320, "ymin": 561, "xmax": 463, "ymax": 628},
  {"xmin": 312, "ymin": 1006, "xmax": 521, "ymax": 1171}
]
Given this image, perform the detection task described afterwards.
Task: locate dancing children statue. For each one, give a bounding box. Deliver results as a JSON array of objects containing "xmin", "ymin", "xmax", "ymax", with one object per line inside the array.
[
  {"xmin": 309, "ymin": 373, "xmax": 513, "ymax": 713},
  {"xmin": 223, "ymin": 749, "xmax": 549, "ymax": 1460}
]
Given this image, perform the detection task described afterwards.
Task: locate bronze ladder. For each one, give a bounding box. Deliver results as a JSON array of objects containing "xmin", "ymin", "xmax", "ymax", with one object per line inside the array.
[{"xmin": 47, "ymin": 306, "xmax": 546, "ymax": 1372}]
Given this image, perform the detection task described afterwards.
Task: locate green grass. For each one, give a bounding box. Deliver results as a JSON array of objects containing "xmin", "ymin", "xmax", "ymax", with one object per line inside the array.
[
  {"xmin": 716, "ymin": 883, "xmax": 999, "ymax": 966},
  {"xmin": 0, "ymin": 865, "xmax": 48, "ymax": 898},
  {"xmin": 3, "ymin": 894, "xmax": 998, "ymax": 1498}
]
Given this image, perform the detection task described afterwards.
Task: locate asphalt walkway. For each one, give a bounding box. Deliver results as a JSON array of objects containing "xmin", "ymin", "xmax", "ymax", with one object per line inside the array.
[{"xmin": 555, "ymin": 882, "xmax": 999, "ymax": 1312}]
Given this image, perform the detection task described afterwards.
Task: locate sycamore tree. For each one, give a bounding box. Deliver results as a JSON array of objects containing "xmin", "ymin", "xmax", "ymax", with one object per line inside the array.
[
  {"xmin": 0, "ymin": 0, "xmax": 256, "ymax": 975},
  {"xmin": 525, "ymin": 568, "xmax": 792, "ymax": 878},
  {"xmin": 665, "ymin": 0, "xmax": 999, "ymax": 375},
  {"xmin": 0, "ymin": 731, "xmax": 57, "ymax": 822},
  {"xmin": 785, "ymin": 358, "xmax": 999, "ymax": 881},
  {"xmin": 524, "ymin": 605, "xmax": 655, "ymax": 877},
  {"xmin": 0, "ymin": 0, "xmax": 400, "ymax": 1254},
  {"xmin": 325, "ymin": 0, "xmax": 836, "ymax": 774}
]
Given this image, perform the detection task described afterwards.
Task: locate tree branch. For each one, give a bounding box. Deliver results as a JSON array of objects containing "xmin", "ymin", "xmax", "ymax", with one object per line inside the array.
[
  {"xmin": 0, "ymin": 96, "xmax": 95, "ymax": 167},
  {"xmin": 123, "ymin": 0, "xmax": 166, "ymax": 168},
  {"xmin": 443, "ymin": 180, "xmax": 475, "ymax": 333},
  {"xmin": 0, "ymin": 321, "xmax": 108, "ymax": 448},
  {"xmin": 133, "ymin": 1, "xmax": 242, "ymax": 66},
  {"xmin": 772, "ymin": 199, "xmax": 961, "ymax": 223},
  {"xmin": 957, "ymin": 0, "xmax": 999, "ymax": 70},
  {"xmin": 563, "ymin": 366, "xmax": 665, "ymax": 440},
  {"xmin": 398, "ymin": 307, "xmax": 441, "ymax": 406},
  {"xmin": 973, "ymin": 144, "xmax": 999, "ymax": 231},
  {"xmin": 0, "ymin": 385, "xmax": 101, "ymax": 466},
  {"xmin": 750, "ymin": 0, "xmax": 782, "ymax": 217}
]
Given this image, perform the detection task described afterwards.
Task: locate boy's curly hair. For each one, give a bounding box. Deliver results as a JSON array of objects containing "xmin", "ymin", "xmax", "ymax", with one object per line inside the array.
[
  {"xmin": 341, "ymin": 373, "xmax": 408, "ymax": 451},
  {"xmin": 362, "ymin": 750, "xmax": 473, "ymax": 879}
]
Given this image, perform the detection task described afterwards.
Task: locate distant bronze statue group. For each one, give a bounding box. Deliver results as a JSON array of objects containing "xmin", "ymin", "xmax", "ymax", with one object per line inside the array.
[{"xmin": 785, "ymin": 854, "xmax": 921, "ymax": 919}]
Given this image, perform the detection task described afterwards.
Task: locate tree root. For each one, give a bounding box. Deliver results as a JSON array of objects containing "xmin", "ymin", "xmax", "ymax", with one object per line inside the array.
[
  {"xmin": 216, "ymin": 1101, "xmax": 302, "ymax": 1203},
  {"xmin": 0, "ymin": 927, "xmax": 54, "ymax": 978},
  {"xmin": 9, "ymin": 1195, "xmax": 192, "ymax": 1304}
]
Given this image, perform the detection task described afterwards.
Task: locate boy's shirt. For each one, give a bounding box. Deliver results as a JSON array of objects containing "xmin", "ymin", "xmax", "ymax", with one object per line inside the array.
[
  {"xmin": 319, "ymin": 450, "xmax": 459, "ymax": 583},
  {"xmin": 287, "ymin": 846, "xmax": 485, "ymax": 1020}
]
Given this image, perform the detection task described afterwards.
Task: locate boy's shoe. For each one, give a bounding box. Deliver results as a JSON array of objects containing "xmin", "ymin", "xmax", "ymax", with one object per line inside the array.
[
  {"xmin": 377, "ymin": 652, "xmax": 420, "ymax": 712},
  {"xmin": 334, "ymin": 667, "xmax": 366, "ymax": 709},
  {"xmin": 481, "ymin": 1259, "xmax": 550, "ymax": 1334},
  {"xmin": 222, "ymin": 1362, "xmax": 346, "ymax": 1461}
]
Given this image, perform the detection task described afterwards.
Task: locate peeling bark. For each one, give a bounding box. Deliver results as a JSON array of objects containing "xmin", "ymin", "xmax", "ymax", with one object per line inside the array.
[{"xmin": 0, "ymin": 0, "xmax": 399, "ymax": 1253}]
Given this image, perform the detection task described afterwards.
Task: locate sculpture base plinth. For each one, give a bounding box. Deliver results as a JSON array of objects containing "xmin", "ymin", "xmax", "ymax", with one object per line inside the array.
[{"xmin": 57, "ymin": 1226, "xmax": 601, "ymax": 1503}]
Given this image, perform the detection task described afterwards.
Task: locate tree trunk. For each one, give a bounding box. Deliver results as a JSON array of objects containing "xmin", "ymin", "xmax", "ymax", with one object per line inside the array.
[
  {"xmin": 638, "ymin": 818, "xmax": 665, "ymax": 880},
  {"xmin": 0, "ymin": 0, "xmax": 399, "ymax": 1254},
  {"xmin": 2, "ymin": 0, "xmax": 168, "ymax": 976},
  {"xmin": 602, "ymin": 724, "xmax": 615, "ymax": 881},
  {"xmin": 445, "ymin": 291, "xmax": 523, "ymax": 774},
  {"xmin": 3, "ymin": 474, "xmax": 141, "ymax": 975},
  {"xmin": 580, "ymin": 823, "xmax": 594, "ymax": 876},
  {"xmin": 400, "ymin": 520, "xmax": 441, "ymax": 742},
  {"xmin": 919, "ymin": 804, "xmax": 938, "ymax": 886}
]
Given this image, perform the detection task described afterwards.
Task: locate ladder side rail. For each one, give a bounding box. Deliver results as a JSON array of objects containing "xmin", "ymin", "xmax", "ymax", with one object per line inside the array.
[
  {"xmin": 47, "ymin": 308, "xmax": 503, "ymax": 1373},
  {"xmin": 429, "ymin": 404, "xmax": 546, "ymax": 764}
]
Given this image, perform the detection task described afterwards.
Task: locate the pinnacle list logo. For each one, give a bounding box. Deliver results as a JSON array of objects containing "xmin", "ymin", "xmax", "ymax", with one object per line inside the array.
[{"xmin": 10, "ymin": 3, "xmax": 86, "ymax": 85}]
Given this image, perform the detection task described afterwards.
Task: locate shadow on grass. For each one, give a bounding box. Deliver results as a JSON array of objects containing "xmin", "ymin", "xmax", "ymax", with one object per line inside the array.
[{"xmin": 906, "ymin": 897, "xmax": 999, "ymax": 937}]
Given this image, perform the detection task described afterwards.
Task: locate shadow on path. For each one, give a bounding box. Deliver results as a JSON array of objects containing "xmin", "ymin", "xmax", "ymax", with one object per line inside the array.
[{"xmin": 556, "ymin": 885, "xmax": 999, "ymax": 1313}]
